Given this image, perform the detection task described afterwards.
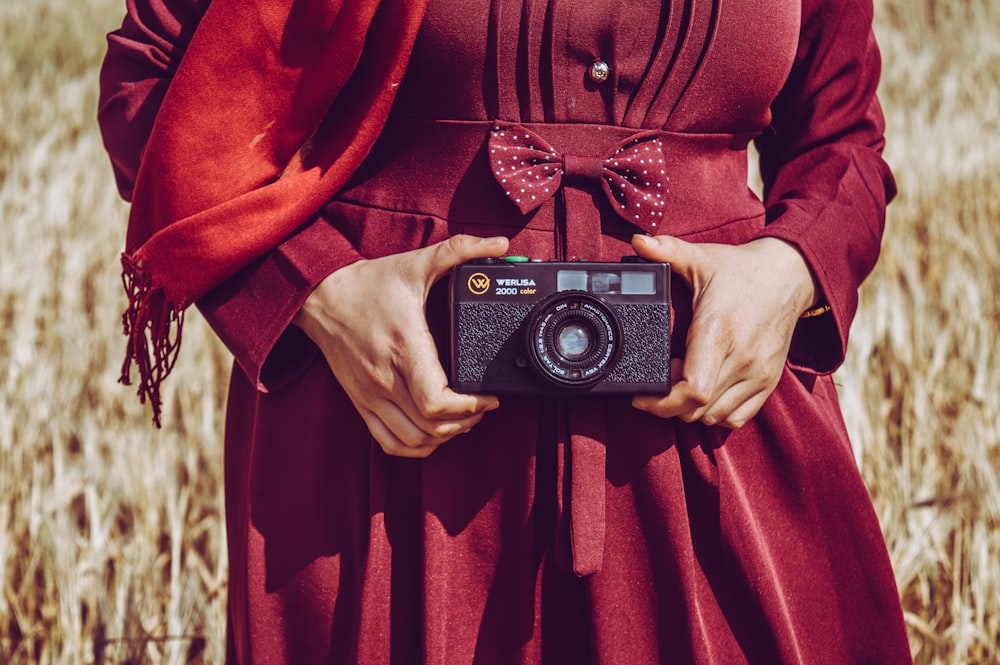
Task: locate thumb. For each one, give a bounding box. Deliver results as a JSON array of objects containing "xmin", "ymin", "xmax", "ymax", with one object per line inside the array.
[
  {"xmin": 422, "ymin": 234, "xmax": 510, "ymax": 283},
  {"xmin": 631, "ymin": 234, "xmax": 703, "ymax": 289}
]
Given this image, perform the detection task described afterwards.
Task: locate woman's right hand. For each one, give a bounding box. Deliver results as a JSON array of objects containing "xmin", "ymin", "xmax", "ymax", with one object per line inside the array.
[{"xmin": 292, "ymin": 234, "xmax": 510, "ymax": 458}]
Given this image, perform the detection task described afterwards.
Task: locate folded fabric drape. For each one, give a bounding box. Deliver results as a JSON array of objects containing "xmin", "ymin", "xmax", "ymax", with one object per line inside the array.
[{"xmin": 118, "ymin": 0, "xmax": 429, "ymax": 425}]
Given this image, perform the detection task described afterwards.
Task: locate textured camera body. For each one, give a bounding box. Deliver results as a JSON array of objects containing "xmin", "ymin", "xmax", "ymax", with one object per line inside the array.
[{"xmin": 450, "ymin": 258, "xmax": 671, "ymax": 395}]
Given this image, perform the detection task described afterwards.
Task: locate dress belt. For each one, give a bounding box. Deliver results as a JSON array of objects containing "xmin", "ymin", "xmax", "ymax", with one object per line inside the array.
[{"xmin": 338, "ymin": 118, "xmax": 763, "ymax": 240}]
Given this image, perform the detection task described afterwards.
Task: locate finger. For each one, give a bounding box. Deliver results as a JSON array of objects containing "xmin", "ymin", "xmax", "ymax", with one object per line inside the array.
[
  {"xmin": 631, "ymin": 341, "xmax": 729, "ymax": 422},
  {"xmin": 699, "ymin": 381, "xmax": 771, "ymax": 429},
  {"xmin": 718, "ymin": 391, "xmax": 770, "ymax": 429},
  {"xmin": 360, "ymin": 406, "xmax": 442, "ymax": 459},
  {"xmin": 632, "ymin": 380, "xmax": 709, "ymax": 420},
  {"xmin": 322, "ymin": 341, "xmax": 460, "ymax": 449},
  {"xmin": 631, "ymin": 234, "xmax": 705, "ymax": 289},
  {"xmin": 377, "ymin": 397, "xmax": 474, "ymax": 451},
  {"xmin": 632, "ymin": 360, "xmax": 696, "ymax": 417},
  {"xmin": 421, "ymin": 234, "xmax": 510, "ymax": 284},
  {"xmin": 395, "ymin": 332, "xmax": 500, "ymax": 425},
  {"xmin": 350, "ymin": 365, "xmax": 488, "ymax": 456},
  {"xmin": 630, "ymin": 357, "xmax": 682, "ymax": 416},
  {"xmin": 332, "ymin": 386, "xmax": 437, "ymax": 458},
  {"xmin": 671, "ymin": 320, "xmax": 730, "ymax": 419}
]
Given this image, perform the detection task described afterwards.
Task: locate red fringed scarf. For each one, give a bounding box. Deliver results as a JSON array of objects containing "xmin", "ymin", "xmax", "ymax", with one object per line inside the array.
[{"xmin": 119, "ymin": 0, "xmax": 429, "ymax": 425}]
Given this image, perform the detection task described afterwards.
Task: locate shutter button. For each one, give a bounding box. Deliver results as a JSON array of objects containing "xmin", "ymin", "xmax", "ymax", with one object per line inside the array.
[{"xmin": 588, "ymin": 59, "xmax": 610, "ymax": 84}]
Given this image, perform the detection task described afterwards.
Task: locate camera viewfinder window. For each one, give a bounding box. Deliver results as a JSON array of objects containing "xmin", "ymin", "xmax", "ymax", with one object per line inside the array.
[{"xmin": 590, "ymin": 273, "xmax": 621, "ymax": 293}]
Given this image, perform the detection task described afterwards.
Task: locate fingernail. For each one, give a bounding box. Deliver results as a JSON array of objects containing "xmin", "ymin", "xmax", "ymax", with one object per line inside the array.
[{"xmin": 633, "ymin": 234, "xmax": 651, "ymax": 246}]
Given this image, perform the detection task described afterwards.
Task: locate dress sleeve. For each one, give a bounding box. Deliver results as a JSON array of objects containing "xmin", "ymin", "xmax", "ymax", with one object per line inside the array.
[
  {"xmin": 98, "ymin": 0, "xmax": 208, "ymax": 201},
  {"xmin": 752, "ymin": 0, "xmax": 895, "ymax": 375},
  {"xmin": 99, "ymin": 0, "xmax": 362, "ymax": 391}
]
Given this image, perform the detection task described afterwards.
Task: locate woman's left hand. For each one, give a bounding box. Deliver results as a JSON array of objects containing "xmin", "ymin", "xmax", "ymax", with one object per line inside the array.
[{"xmin": 630, "ymin": 234, "xmax": 818, "ymax": 429}]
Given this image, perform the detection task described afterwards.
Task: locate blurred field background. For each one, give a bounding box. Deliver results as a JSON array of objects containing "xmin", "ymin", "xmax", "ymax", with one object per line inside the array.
[{"xmin": 1, "ymin": 0, "xmax": 998, "ymax": 662}]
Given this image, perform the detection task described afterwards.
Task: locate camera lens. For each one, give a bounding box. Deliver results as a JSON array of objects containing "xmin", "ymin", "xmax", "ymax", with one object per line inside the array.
[
  {"xmin": 555, "ymin": 323, "xmax": 593, "ymax": 360},
  {"xmin": 525, "ymin": 292, "xmax": 622, "ymax": 388}
]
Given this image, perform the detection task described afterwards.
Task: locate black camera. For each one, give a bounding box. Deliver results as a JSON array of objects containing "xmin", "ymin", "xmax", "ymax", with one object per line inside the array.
[{"xmin": 450, "ymin": 258, "xmax": 671, "ymax": 395}]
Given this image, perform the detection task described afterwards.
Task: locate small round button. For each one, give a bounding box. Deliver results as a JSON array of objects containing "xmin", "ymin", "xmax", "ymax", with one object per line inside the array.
[{"xmin": 588, "ymin": 59, "xmax": 610, "ymax": 84}]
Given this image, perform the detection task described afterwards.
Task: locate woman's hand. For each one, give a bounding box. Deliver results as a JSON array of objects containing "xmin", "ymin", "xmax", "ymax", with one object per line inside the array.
[
  {"xmin": 293, "ymin": 234, "xmax": 510, "ymax": 458},
  {"xmin": 630, "ymin": 234, "xmax": 818, "ymax": 429}
]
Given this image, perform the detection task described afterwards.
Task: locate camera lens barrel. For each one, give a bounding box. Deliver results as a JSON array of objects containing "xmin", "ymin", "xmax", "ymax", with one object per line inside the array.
[{"xmin": 526, "ymin": 291, "xmax": 623, "ymax": 387}]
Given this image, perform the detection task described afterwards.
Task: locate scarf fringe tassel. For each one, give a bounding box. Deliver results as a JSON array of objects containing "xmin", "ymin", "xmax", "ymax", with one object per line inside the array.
[{"xmin": 119, "ymin": 253, "xmax": 185, "ymax": 428}]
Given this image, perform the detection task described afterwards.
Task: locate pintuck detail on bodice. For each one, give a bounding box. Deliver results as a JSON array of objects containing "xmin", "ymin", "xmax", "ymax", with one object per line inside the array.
[{"xmin": 395, "ymin": 0, "xmax": 799, "ymax": 132}]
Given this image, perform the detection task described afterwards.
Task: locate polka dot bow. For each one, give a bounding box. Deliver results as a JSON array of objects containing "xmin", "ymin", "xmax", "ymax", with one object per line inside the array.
[{"xmin": 488, "ymin": 122, "xmax": 669, "ymax": 231}]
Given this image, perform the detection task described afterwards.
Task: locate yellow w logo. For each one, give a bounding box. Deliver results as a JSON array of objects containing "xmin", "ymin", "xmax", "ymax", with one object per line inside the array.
[{"xmin": 468, "ymin": 273, "xmax": 490, "ymax": 295}]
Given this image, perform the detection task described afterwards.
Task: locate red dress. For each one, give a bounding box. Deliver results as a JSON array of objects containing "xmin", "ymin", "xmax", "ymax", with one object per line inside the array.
[{"xmin": 99, "ymin": 0, "xmax": 912, "ymax": 662}]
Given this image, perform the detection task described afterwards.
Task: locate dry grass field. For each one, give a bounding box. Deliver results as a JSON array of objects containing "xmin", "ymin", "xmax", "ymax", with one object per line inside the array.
[{"xmin": 1, "ymin": 0, "xmax": 998, "ymax": 662}]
